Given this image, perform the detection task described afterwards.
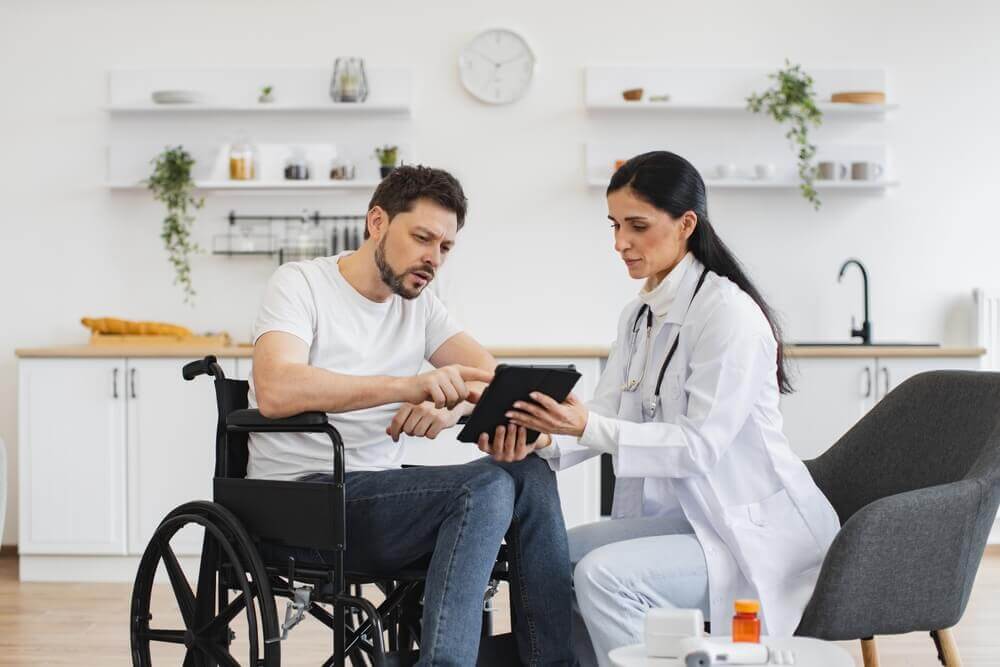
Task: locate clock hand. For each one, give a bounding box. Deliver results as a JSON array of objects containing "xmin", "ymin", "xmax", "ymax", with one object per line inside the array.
[
  {"xmin": 470, "ymin": 49, "xmax": 500, "ymax": 67},
  {"xmin": 497, "ymin": 53, "xmax": 528, "ymax": 66}
]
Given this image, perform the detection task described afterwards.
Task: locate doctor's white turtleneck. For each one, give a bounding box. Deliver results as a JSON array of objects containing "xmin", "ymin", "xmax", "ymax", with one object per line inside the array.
[{"xmin": 549, "ymin": 252, "xmax": 694, "ymax": 456}]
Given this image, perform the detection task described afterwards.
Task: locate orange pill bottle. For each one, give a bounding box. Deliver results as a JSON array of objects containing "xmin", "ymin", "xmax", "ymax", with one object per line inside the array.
[{"xmin": 732, "ymin": 599, "xmax": 761, "ymax": 643}]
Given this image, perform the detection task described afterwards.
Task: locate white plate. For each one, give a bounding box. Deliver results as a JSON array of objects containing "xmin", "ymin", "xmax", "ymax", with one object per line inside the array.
[{"xmin": 151, "ymin": 90, "xmax": 205, "ymax": 104}]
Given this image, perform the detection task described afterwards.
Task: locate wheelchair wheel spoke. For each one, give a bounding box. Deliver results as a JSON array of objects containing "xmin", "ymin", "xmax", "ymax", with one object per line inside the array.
[
  {"xmin": 199, "ymin": 640, "xmax": 241, "ymax": 667},
  {"xmin": 140, "ymin": 628, "xmax": 187, "ymax": 644},
  {"xmin": 159, "ymin": 536, "xmax": 196, "ymax": 628},
  {"xmin": 200, "ymin": 593, "xmax": 247, "ymax": 636},
  {"xmin": 194, "ymin": 532, "xmax": 221, "ymax": 628}
]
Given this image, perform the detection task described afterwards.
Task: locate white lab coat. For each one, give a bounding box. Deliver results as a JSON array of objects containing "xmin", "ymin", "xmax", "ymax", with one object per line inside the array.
[{"xmin": 540, "ymin": 256, "xmax": 841, "ymax": 637}]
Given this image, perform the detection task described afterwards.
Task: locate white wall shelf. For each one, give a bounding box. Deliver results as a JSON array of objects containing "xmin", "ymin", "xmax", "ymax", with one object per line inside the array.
[
  {"xmin": 585, "ymin": 141, "xmax": 897, "ymax": 194},
  {"xmin": 105, "ymin": 102, "xmax": 410, "ymax": 115},
  {"xmin": 108, "ymin": 180, "xmax": 380, "ymax": 192},
  {"xmin": 587, "ymin": 177, "xmax": 900, "ymax": 191},
  {"xmin": 587, "ymin": 101, "xmax": 898, "ymax": 117},
  {"xmin": 107, "ymin": 65, "xmax": 413, "ymax": 112},
  {"xmin": 585, "ymin": 65, "xmax": 894, "ymax": 112},
  {"xmin": 107, "ymin": 142, "xmax": 411, "ymax": 192}
]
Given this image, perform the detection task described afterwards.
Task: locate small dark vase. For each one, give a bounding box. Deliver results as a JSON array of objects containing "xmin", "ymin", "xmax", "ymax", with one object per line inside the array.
[{"xmin": 380, "ymin": 165, "xmax": 395, "ymax": 178}]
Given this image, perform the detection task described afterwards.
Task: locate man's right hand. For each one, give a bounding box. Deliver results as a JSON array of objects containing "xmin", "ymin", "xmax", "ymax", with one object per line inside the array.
[{"xmin": 401, "ymin": 365, "xmax": 494, "ymax": 409}]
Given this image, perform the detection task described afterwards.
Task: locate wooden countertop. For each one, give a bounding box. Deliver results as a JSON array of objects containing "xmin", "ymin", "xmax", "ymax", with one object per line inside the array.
[
  {"xmin": 784, "ymin": 345, "xmax": 986, "ymax": 358},
  {"xmin": 14, "ymin": 343, "xmax": 986, "ymax": 359},
  {"xmin": 13, "ymin": 344, "xmax": 612, "ymax": 359}
]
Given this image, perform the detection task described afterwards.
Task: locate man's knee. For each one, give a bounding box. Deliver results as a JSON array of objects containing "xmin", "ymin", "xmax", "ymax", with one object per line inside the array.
[
  {"xmin": 461, "ymin": 465, "xmax": 516, "ymax": 523},
  {"xmin": 502, "ymin": 455, "xmax": 558, "ymax": 496}
]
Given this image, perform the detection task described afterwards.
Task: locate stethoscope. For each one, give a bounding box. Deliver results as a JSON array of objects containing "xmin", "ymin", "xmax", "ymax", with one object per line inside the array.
[{"xmin": 622, "ymin": 268, "xmax": 709, "ymax": 419}]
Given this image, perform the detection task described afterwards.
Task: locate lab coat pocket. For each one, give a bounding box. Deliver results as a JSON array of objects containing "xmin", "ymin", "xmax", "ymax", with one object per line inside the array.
[{"xmin": 723, "ymin": 488, "xmax": 824, "ymax": 586}]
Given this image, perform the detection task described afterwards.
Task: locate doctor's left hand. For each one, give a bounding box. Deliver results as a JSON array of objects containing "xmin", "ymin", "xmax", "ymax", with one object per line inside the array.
[
  {"xmin": 477, "ymin": 424, "xmax": 537, "ymax": 462},
  {"xmin": 506, "ymin": 392, "xmax": 588, "ymax": 438}
]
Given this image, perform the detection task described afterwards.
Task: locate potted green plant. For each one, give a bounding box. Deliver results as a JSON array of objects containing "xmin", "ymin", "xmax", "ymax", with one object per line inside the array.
[
  {"xmin": 374, "ymin": 145, "xmax": 399, "ymax": 178},
  {"xmin": 258, "ymin": 84, "xmax": 274, "ymax": 103},
  {"xmin": 747, "ymin": 60, "xmax": 824, "ymax": 209},
  {"xmin": 147, "ymin": 146, "xmax": 203, "ymax": 303}
]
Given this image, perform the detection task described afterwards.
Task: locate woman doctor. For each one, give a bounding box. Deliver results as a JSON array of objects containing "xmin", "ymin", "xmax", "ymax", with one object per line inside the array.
[{"xmin": 478, "ymin": 151, "xmax": 841, "ymax": 666}]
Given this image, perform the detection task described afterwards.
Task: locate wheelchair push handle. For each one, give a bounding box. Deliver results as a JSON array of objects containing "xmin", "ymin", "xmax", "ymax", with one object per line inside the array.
[{"xmin": 182, "ymin": 355, "xmax": 223, "ymax": 381}]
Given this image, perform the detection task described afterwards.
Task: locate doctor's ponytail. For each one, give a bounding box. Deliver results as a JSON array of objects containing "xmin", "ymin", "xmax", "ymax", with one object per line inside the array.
[{"xmin": 608, "ymin": 151, "xmax": 792, "ymax": 394}]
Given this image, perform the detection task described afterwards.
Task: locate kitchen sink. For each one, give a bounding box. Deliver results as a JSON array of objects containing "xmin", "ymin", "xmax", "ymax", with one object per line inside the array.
[{"xmin": 788, "ymin": 342, "xmax": 941, "ymax": 347}]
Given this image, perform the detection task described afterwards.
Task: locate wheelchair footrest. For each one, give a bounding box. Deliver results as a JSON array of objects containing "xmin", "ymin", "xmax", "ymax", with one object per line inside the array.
[{"xmin": 268, "ymin": 584, "xmax": 313, "ymax": 643}]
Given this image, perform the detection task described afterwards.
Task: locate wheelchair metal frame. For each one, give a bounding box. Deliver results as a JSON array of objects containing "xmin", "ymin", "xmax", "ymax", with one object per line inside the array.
[{"xmin": 129, "ymin": 355, "xmax": 507, "ymax": 667}]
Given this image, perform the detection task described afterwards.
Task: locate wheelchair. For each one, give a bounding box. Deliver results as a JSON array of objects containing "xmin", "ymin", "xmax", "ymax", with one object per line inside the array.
[{"xmin": 129, "ymin": 355, "xmax": 511, "ymax": 666}]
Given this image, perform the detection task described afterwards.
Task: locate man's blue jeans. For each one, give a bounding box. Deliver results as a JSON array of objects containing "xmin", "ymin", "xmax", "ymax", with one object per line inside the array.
[{"xmin": 279, "ymin": 455, "xmax": 573, "ymax": 666}]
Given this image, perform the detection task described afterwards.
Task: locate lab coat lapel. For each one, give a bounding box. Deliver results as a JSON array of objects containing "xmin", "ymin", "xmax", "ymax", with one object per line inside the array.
[{"xmin": 663, "ymin": 256, "xmax": 706, "ymax": 326}]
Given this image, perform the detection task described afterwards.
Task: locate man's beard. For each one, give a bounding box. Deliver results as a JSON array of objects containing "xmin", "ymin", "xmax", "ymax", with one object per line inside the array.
[{"xmin": 374, "ymin": 235, "xmax": 434, "ymax": 300}]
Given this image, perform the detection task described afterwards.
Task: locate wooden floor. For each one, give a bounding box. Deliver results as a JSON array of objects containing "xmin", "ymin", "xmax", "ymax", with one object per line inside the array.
[{"xmin": 2, "ymin": 549, "xmax": 999, "ymax": 665}]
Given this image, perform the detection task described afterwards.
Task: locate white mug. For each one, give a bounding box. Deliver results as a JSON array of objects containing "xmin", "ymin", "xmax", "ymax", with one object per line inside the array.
[
  {"xmin": 816, "ymin": 161, "xmax": 848, "ymax": 181},
  {"xmin": 851, "ymin": 161, "xmax": 884, "ymax": 181},
  {"xmin": 714, "ymin": 163, "xmax": 737, "ymax": 180},
  {"xmin": 754, "ymin": 163, "xmax": 776, "ymax": 181}
]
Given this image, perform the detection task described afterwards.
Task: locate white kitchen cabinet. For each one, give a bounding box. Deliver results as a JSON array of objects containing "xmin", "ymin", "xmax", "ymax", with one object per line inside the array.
[
  {"xmin": 234, "ymin": 358, "xmax": 252, "ymax": 381},
  {"xmin": 126, "ymin": 357, "xmax": 236, "ymax": 555},
  {"xmin": 18, "ymin": 358, "xmax": 128, "ymax": 554},
  {"xmin": 781, "ymin": 355, "xmax": 981, "ymax": 460},
  {"xmin": 781, "ymin": 357, "xmax": 876, "ymax": 460}
]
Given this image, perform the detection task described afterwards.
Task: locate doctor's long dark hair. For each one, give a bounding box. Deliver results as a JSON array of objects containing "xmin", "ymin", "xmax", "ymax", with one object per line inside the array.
[{"xmin": 608, "ymin": 151, "xmax": 792, "ymax": 394}]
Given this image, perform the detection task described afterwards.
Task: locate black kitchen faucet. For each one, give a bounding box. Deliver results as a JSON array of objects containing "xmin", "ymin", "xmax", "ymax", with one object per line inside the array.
[{"xmin": 838, "ymin": 258, "xmax": 872, "ymax": 345}]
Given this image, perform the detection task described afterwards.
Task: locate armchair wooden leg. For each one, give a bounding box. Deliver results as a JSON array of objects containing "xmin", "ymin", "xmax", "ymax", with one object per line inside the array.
[
  {"xmin": 932, "ymin": 628, "xmax": 963, "ymax": 667},
  {"xmin": 861, "ymin": 637, "xmax": 880, "ymax": 667}
]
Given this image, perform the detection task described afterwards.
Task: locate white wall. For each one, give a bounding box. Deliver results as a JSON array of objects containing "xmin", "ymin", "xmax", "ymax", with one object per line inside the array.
[{"xmin": 2, "ymin": 0, "xmax": 999, "ymax": 545}]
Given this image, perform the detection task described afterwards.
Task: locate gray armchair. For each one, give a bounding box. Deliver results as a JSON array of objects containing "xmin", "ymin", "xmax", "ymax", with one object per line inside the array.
[{"xmin": 796, "ymin": 370, "xmax": 1000, "ymax": 667}]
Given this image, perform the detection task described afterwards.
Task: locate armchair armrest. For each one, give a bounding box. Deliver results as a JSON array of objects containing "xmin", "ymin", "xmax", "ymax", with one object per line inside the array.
[{"xmin": 797, "ymin": 478, "xmax": 997, "ymax": 639}]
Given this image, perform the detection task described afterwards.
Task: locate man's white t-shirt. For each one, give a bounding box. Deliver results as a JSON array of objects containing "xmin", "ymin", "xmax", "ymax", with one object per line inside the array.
[{"xmin": 246, "ymin": 252, "xmax": 462, "ymax": 481}]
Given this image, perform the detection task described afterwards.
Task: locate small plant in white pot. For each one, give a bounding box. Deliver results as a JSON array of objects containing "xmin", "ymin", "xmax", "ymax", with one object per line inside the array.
[{"xmin": 374, "ymin": 145, "xmax": 399, "ymax": 178}]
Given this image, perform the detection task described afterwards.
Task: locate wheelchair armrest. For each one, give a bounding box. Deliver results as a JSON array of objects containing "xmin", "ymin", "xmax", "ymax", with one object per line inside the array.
[
  {"xmin": 226, "ymin": 409, "xmax": 346, "ymax": 482},
  {"xmin": 227, "ymin": 408, "xmax": 329, "ymax": 430}
]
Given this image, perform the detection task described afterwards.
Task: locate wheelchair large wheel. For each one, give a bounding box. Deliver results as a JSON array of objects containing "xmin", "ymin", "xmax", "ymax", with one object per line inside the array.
[{"xmin": 130, "ymin": 501, "xmax": 281, "ymax": 666}]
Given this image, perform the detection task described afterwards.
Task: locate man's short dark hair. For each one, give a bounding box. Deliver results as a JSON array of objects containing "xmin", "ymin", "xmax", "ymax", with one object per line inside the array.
[{"xmin": 365, "ymin": 165, "xmax": 468, "ymax": 239}]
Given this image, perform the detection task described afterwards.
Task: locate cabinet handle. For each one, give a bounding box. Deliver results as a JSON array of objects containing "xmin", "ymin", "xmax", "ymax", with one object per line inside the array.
[
  {"xmin": 861, "ymin": 367, "xmax": 872, "ymax": 398},
  {"xmin": 112, "ymin": 368, "xmax": 119, "ymax": 399},
  {"xmin": 881, "ymin": 367, "xmax": 891, "ymax": 396},
  {"xmin": 130, "ymin": 368, "xmax": 137, "ymax": 399}
]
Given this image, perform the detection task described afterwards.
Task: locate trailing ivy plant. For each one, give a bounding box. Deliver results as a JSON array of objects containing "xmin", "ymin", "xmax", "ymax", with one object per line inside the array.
[
  {"xmin": 147, "ymin": 146, "xmax": 203, "ymax": 303},
  {"xmin": 747, "ymin": 61, "xmax": 824, "ymax": 209}
]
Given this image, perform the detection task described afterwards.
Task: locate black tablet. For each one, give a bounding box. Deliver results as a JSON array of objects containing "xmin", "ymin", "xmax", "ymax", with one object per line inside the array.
[{"xmin": 457, "ymin": 363, "xmax": 582, "ymax": 444}]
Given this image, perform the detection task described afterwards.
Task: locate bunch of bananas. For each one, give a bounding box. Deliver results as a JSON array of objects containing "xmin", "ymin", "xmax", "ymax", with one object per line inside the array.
[{"xmin": 81, "ymin": 317, "xmax": 192, "ymax": 338}]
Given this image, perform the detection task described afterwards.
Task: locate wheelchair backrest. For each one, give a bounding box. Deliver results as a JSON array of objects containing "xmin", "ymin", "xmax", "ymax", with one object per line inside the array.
[
  {"xmin": 213, "ymin": 375, "xmax": 251, "ymax": 479},
  {"xmin": 184, "ymin": 355, "xmax": 252, "ymax": 479}
]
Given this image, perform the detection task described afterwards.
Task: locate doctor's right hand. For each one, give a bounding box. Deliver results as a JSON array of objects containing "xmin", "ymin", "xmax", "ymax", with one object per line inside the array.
[{"xmin": 401, "ymin": 365, "xmax": 494, "ymax": 410}]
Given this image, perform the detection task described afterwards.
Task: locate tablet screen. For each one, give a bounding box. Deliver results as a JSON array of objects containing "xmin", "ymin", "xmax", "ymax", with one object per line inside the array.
[{"xmin": 457, "ymin": 364, "xmax": 581, "ymax": 444}]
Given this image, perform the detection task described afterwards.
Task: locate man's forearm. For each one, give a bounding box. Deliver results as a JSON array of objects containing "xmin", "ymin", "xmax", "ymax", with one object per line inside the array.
[{"xmin": 255, "ymin": 362, "xmax": 408, "ymax": 417}]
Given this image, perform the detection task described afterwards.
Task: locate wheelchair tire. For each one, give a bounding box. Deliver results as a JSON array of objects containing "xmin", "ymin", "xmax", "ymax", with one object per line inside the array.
[{"xmin": 130, "ymin": 501, "xmax": 281, "ymax": 666}]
